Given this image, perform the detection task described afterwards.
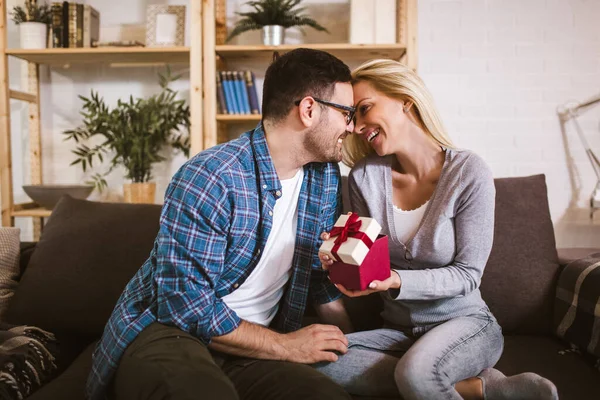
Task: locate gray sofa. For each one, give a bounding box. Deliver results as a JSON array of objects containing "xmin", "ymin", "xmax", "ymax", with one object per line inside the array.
[{"xmin": 5, "ymin": 174, "xmax": 600, "ymax": 399}]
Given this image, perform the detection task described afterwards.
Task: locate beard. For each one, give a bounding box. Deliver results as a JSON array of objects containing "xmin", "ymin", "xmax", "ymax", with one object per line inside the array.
[{"xmin": 304, "ymin": 115, "xmax": 344, "ymax": 163}]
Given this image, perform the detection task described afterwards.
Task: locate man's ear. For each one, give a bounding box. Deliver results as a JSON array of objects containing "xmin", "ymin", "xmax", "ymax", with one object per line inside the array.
[{"xmin": 298, "ymin": 97, "xmax": 317, "ymax": 128}]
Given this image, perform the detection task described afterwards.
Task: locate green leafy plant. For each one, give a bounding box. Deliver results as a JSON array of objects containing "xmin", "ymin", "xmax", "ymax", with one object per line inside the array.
[
  {"xmin": 227, "ymin": 0, "xmax": 328, "ymax": 42},
  {"xmin": 63, "ymin": 68, "xmax": 190, "ymax": 191},
  {"xmin": 10, "ymin": 0, "xmax": 52, "ymax": 25}
]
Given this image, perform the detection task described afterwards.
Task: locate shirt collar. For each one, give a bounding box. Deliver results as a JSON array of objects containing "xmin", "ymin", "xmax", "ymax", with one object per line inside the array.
[{"xmin": 251, "ymin": 123, "xmax": 282, "ymax": 194}]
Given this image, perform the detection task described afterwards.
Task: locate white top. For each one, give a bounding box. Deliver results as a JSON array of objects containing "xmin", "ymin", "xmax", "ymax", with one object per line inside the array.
[
  {"xmin": 222, "ymin": 168, "xmax": 304, "ymax": 326},
  {"xmin": 392, "ymin": 200, "xmax": 428, "ymax": 244}
]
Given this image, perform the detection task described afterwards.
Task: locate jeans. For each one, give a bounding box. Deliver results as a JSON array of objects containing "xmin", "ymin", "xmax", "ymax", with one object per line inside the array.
[
  {"xmin": 112, "ymin": 322, "xmax": 351, "ymax": 400},
  {"xmin": 314, "ymin": 308, "xmax": 503, "ymax": 400}
]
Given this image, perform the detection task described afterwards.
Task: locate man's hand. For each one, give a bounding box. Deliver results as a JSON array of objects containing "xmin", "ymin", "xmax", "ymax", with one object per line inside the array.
[
  {"xmin": 278, "ymin": 324, "xmax": 348, "ymax": 363},
  {"xmin": 318, "ymin": 231, "xmax": 335, "ymax": 270}
]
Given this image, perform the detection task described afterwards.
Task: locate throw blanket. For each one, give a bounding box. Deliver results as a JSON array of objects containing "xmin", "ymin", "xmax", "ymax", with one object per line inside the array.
[
  {"xmin": 0, "ymin": 324, "xmax": 58, "ymax": 400},
  {"xmin": 554, "ymin": 253, "xmax": 600, "ymax": 372}
]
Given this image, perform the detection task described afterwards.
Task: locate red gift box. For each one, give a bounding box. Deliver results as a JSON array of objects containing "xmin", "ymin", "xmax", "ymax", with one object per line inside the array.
[
  {"xmin": 328, "ymin": 234, "xmax": 390, "ymax": 291},
  {"xmin": 322, "ymin": 213, "xmax": 391, "ymax": 291}
]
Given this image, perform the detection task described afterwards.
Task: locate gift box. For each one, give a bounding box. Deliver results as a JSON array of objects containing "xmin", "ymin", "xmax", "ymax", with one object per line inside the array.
[{"xmin": 320, "ymin": 213, "xmax": 390, "ymax": 291}]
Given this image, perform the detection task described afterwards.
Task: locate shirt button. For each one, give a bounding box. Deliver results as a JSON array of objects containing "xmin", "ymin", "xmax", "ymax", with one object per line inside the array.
[
  {"xmin": 268, "ymin": 210, "xmax": 273, "ymax": 216},
  {"xmin": 276, "ymin": 190, "xmax": 282, "ymax": 197},
  {"xmin": 233, "ymin": 283, "xmax": 239, "ymax": 289},
  {"xmin": 262, "ymin": 184, "xmax": 267, "ymax": 189}
]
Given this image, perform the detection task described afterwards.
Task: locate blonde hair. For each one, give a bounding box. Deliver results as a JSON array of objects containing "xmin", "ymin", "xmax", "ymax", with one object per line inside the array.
[{"xmin": 343, "ymin": 59, "xmax": 455, "ymax": 167}]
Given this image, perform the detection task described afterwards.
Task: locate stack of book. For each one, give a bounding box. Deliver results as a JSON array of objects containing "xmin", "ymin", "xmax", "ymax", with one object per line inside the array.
[
  {"xmin": 50, "ymin": 2, "xmax": 100, "ymax": 48},
  {"xmin": 216, "ymin": 71, "xmax": 261, "ymax": 115}
]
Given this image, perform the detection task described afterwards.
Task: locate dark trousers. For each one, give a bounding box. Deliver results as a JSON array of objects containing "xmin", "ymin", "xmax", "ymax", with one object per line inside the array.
[{"xmin": 112, "ymin": 322, "xmax": 352, "ymax": 400}]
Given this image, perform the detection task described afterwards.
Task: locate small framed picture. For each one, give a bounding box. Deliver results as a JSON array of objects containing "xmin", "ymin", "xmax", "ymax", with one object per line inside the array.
[{"xmin": 146, "ymin": 5, "xmax": 185, "ymax": 47}]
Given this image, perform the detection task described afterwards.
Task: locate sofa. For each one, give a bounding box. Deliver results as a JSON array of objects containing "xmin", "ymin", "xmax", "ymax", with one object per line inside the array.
[{"xmin": 4, "ymin": 173, "xmax": 600, "ymax": 400}]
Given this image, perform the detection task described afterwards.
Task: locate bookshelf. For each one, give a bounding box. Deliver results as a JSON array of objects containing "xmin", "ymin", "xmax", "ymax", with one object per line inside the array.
[
  {"xmin": 0, "ymin": 0, "xmax": 418, "ymax": 237},
  {"xmin": 0, "ymin": 1, "xmax": 203, "ymax": 238},
  {"xmin": 202, "ymin": 0, "xmax": 418, "ymax": 148}
]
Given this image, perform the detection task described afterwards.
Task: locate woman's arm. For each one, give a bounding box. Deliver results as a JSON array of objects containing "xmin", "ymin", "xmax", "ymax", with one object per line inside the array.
[{"xmin": 393, "ymin": 157, "xmax": 496, "ymax": 300}]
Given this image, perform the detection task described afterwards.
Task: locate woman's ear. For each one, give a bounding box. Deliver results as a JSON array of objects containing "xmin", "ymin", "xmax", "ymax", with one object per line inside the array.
[{"xmin": 403, "ymin": 101, "xmax": 413, "ymax": 113}]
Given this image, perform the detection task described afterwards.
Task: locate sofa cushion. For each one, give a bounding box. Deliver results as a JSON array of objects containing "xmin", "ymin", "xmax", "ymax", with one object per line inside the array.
[
  {"xmin": 496, "ymin": 335, "xmax": 600, "ymax": 400},
  {"xmin": 554, "ymin": 253, "xmax": 600, "ymax": 361},
  {"xmin": 5, "ymin": 196, "xmax": 162, "ymax": 338},
  {"xmin": 481, "ymin": 174, "xmax": 560, "ymax": 335},
  {"xmin": 0, "ymin": 227, "xmax": 20, "ymax": 320}
]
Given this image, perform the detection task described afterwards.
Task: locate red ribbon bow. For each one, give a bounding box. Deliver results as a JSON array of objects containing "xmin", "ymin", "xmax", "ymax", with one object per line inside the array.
[{"xmin": 328, "ymin": 212, "xmax": 374, "ymax": 263}]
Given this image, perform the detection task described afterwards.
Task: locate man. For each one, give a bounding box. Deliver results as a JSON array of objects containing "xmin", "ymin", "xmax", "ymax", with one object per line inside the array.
[{"xmin": 87, "ymin": 48, "xmax": 357, "ymax": 400}]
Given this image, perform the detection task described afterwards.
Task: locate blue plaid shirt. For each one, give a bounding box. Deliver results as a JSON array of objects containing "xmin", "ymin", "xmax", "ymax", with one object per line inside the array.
[{"xmin": 86, "ymin": 124, "xmax": 342, "ymax": 400}]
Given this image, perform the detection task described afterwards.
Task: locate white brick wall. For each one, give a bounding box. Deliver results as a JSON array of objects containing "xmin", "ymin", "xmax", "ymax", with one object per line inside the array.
[{"xmin": 420, "ymin": 0, "xmax": 600, "ymax": 247}]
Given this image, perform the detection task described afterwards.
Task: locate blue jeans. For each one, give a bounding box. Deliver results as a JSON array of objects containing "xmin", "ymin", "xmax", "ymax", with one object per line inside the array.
[{"xmin": 313, "ymin": 308, "xmax": 503, "ymax": 399}]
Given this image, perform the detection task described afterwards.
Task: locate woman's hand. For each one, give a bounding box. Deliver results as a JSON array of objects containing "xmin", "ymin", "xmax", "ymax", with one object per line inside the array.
[
  {"xmin": 335, "ymin": 272, "xmax": 401, "ymax": 298},
  {"xmin": 319, "ymin": 229, "xmax": 401, "ymax": 298}
]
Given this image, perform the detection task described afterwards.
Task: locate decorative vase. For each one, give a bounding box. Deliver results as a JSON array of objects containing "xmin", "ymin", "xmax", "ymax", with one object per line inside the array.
[
  {"xmin": 262, "ymin": 25, "xmax": 285, "ymax": 46},
  {"xmin": 20, "ymin": 22, "xmax": 48, "ymax": 49},
  {"xmin": 123, "ymin": 183, "xmax": 156, "ymax": 204}
]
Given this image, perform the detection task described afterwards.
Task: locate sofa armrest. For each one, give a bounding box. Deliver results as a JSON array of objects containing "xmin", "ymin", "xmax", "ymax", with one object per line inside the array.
[
  {"xmin": 554, "ymin": 253, "xmax": 600, "ymax": 360},
  {"xmin": 19, "ymin": 242, "xmax": 37, "ymax": 280},
  {"xmin": 557, "ymin": 248, "xmax": 600, "ymax": 268}
]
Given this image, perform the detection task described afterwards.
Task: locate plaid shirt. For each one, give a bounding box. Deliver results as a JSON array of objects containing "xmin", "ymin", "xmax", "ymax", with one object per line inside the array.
[{"xmin": 86, "ymin": 124, "xmax": 342, "ymax": 400}]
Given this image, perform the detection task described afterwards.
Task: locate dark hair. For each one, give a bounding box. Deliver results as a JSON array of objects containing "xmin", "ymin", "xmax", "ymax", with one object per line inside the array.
[{"xmin": 262, "ymin": 48, "xmax": 351, "ymax": 123}]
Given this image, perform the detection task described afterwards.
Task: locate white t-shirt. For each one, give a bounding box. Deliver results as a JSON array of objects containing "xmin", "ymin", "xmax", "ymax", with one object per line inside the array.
[
  {"xmin": 392, "ymin": 200, "xmax": 428, "ymax": 244},
  {"xmin": 222, "ymin": 168, "xmax": 304, "ymax": 326}
]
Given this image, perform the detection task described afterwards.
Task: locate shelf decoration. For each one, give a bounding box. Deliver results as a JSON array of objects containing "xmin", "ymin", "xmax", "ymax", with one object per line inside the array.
[
  {"xmin": 10, "ymin": 0, "xmax": 52, "ymax": 49},
  {"xmin": 146, "ymin": 5, "xmax": 185, "ymax": 47},
  {"xmin": 227, "ymin": 0, "xmax": 328, "ymax": 46}
]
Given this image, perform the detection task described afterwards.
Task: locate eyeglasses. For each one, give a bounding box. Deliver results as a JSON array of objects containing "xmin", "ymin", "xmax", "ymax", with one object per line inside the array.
[{"xmin": 294, "ymin": 97, "xmax": 356, "ymax": 125}]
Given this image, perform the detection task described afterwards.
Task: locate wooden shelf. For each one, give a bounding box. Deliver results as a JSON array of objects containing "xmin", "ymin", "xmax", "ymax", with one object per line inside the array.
[
  {"xmin": 216, "ymin": 114, "xmax": 262, "ymax": 122},
  {"xmin": 215, "ymin": 43, "xmax": 406, "ymax": 62},
  {"xmin": 11, "ymin": 207, "xmax": 52, "ymax": 218},
  {"xmin": 5, "ymin": 47, "xmax": 190, "ymax": 65}
]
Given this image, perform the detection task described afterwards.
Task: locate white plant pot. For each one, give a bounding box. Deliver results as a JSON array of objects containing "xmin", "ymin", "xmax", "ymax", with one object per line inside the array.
[
  {"xmin": 20, "ymin": 22, "xmax": 48, "ymax": 49},
  {"xmin": 262, "ymin": 25, "xmax": 285, "ymax": 46}
]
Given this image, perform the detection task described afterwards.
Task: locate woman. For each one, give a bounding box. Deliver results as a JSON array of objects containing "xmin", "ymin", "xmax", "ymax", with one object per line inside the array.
[{"xmin": 315, "ymin": 59, "xmax": 558, "ymax": 400}]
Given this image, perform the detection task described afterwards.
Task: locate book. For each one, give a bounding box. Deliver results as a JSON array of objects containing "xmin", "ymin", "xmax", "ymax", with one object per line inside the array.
[
  {"xmin": 222, "ymin": 72, "xmax": 238, "ymax": 114},
  {"xmin": 228, "ymin": 71, "xmax": 243, "ymax": 114},
  {"xmin": 68, "ymin": 2, "xmax": 77, "ymax": 48},
  {"xmin": 51, "ymin": 3, "xmax": 63, "ymax": 48},
  {"xmin": 61, "ymin": 1, "xmax": 69, "ymax": 47},
  {"xmin": 76, "ymin": 3, "xmax": 83, "ymax": 47},
  {"xmin": 235, "ymin": 72, "xmax": 251, "ymax": 114},
  {"xmin": 244, "ymin": 71, "xmax": 260, "ymax": 114},
  {"xmin": 83, "ymin": 5, "xmax": 100, "ymax": 48},
  {"xmin": 216, "ymin": 73, "xmax": 228, "ymax": 114}
]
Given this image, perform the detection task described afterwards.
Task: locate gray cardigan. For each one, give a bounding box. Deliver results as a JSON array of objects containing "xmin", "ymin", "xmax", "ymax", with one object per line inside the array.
[{"xmin": 348, "ymin": 148, "xmax": 496, "ymax": 329}]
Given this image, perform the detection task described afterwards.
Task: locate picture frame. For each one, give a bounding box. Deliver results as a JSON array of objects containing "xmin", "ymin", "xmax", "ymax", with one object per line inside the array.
[{"xmin": 145, "ymin": 5, "xmax": 185, "ymax": 47}]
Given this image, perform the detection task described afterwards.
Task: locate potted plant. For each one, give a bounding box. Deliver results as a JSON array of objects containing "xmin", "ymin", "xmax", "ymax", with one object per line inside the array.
[
  {"xmin": 63, "ymin": 68, "xmax": 190, "ymax": 204},
  {"xmin": 10, "ymin": 0, "xmax": 52, "ymax": 49},
  {"xmin": 227, "ymin": 0, "xmax": 328, "ymax": 46}
]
